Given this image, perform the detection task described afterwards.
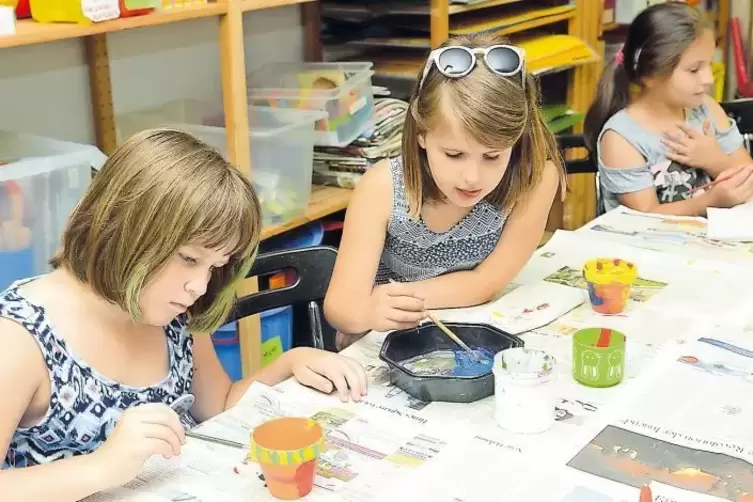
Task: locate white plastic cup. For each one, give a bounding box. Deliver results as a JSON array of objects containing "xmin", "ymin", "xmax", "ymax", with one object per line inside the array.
[{"xmin": 493, "ymin": 347, "xmax": 557, "ymax": 435}]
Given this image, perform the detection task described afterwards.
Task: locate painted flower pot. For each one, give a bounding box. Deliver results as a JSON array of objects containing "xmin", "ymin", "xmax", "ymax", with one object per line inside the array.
[{"xmin": 248, "ymin": 417, "xmax": 324, "ymax": 500}]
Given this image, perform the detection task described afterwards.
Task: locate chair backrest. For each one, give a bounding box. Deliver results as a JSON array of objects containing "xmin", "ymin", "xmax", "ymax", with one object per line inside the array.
[
  {"xmin": 226, "ymin": 245, "xmax": 338, "ymax": 350},
  {"xmin": 721, "ymin": 98, "xmax": 753, "ymax": 154},
  {"xmin": 550, "ymin": 134, "xmax": 602, "ymax": 227},
  {"xmin": 557, "ymin": 133, "xmax": 597, "ymax": 175}
]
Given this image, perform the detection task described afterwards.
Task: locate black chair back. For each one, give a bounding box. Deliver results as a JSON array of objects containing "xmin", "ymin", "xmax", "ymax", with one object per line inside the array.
[
  {"xmin": 226, "ymin": 246, "xmax": 338, "ymax": 351},
  {"xmin": 556, "ymin": 133, "xmax": 602, "ymax": 220},
  {"xmin": 557, "ymin": 133, "xmax": 597, "ymax": 175},
  {"xmin": 721, "ymin": 98, "xmax": 753, "ymax": 154}
]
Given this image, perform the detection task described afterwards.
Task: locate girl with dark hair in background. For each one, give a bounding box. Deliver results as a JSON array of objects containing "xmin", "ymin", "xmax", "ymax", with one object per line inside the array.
[{"xmin": 584, "ymin": 1, "xmax": 753, "ymax": 217}]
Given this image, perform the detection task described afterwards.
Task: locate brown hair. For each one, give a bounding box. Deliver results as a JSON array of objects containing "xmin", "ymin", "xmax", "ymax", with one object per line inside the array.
[
  {"xmin": 584, "ymin": 2, "xmax": 711, "ymax": 152},
  {"xmin": 51, "ymin": 128, "xmax": 261, "ymax": 332},
  {"xmin": 401, "ymin": 32, "xmax": 565, "ymax": 217}
]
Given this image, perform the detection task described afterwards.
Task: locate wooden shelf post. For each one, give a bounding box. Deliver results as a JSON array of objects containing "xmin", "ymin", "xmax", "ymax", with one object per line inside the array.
[
  {"xmin": 561, "ymin": 0, "xmax": 601, "ymax": 230},
  {"xmin": 85, "ymin": 34, "xmax": 118, "ymax": 155},
  {"xmin": 429, "ymin": 0, "xmax": 449, "ymax": 48},
  {"xmin": 218, "ymin": 0, "xmax": 262, "ymax": 376}
]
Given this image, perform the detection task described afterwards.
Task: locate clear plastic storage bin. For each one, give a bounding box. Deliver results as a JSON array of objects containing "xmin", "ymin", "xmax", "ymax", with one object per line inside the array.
[
  {"xmin": 116, "ymin": 101, "xmax": 326, "ymax": 228},
  {"xmin": 116, "ymin": 99, "xmax": 224, "ymax": 144},
  {"xmin": 247, "ymin": 62, "xmax": 375, "ymax": 147},
  {"xmin": 0, "ymin": 132, "xmax": 103, "ymax": 291}
]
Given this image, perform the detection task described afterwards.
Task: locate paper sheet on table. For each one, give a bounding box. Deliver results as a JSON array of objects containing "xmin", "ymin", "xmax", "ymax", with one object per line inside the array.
[
  {"xmin": 485, "ymin": 281, "xmax": 584, "ymax": 335},
  {"xmin": 577, "ymin": 206, "xmax": 753, "ymax": 266},
  {"xmin": 707, "ymin": 202, "xmax": 753, "ymax": 241},
  {"xmin": 558, "ymin": 332, "xmax": 753, "ymax": 502}
]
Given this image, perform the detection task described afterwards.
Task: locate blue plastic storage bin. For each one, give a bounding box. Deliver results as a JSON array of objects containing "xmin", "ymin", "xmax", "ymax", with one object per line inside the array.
[
  {"xmin": 0, "ymin": 247, "xmax": 33, "ymax": 292},
  {"xmin": 212, "ymin": 306, "xmax": 293, "ymax": 381},
  {"xmin": 259, "ymin": 220, "xmax": 324, "ymax": 253}
]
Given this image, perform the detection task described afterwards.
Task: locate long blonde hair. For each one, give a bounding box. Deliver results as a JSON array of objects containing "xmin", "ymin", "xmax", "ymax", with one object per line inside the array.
[
  {"xmin": 51, "ymin": 128, "xmax": 261, "ymax": 333},
  {"xmin": 402, "ymin": 33, "xmax": 565, "ymax": 217}
]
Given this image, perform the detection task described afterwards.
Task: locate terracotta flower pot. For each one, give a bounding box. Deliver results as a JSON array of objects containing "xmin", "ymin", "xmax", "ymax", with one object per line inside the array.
[{"xmin": 248, "ymin": 417, "xmax": 324, "ymax": 500}]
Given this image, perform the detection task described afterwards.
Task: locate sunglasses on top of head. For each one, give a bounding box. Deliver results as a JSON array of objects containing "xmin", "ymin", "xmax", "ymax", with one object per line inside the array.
[{"xmin": 417, "ymin": 44, "xmax": 526, "ymax": 92}]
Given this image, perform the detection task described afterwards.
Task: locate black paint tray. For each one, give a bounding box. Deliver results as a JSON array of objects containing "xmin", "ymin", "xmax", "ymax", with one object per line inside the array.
[{"xmin": 378, "ymin": 321, "xmax": 524, "ymax": 403}]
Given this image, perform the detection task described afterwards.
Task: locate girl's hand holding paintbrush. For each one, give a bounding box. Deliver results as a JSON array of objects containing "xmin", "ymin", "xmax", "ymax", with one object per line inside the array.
[
  {"xmin": 692, "ymin": 164, "xmax": 753, "ymax": 207},
  {"xmin": 369, "ymin": 280, "xmax": 426, "ymax": 332}
]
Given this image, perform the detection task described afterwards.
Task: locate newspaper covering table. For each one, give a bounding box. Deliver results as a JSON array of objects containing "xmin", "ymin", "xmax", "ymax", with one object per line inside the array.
[
  {"xmin": 88, "ymin": 329, "xmax": 753, "ymax": 502},
  {"xmin": 576, "ymin": 206, "xmax": 753, "ymax": 266},
  {"xmin": 85, "ymin": 382, "xmax": 460, "ymax": 502},
  {"xmin": 85, "ymin": 228, "xmax": 753, "ymax": 501},
  {"xmin": 373, "ymin": 331, "xmax": 753, "ymax": 502}
]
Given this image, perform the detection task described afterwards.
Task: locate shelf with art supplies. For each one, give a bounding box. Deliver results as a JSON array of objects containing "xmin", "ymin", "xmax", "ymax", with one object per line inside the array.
[
  {"xmin": 116, "ymin": 99, "xmax": 333, "ymax": 232},
  {"xmin": 246, "ymin": 61, "xmax": 377, "ymax": 149},
  {"xmin": 320, "ymin": 0, "xmax": 577, "ymax": 47},
  {"xmin": 312, "ymin": 96, "xmax": 406, "ymax": 188},
  {"xmin": 0, "ymin": 131, "xmax": 105, "ymax": 292},
  {"xmin": 331, "ymin": 30, "xmax": 598, "ymax": 91},
  {"xmin": 0, "ymin": 0, "xmax": 227, "ymax": 47},
  {"xmin": 0, "ymin": 0, "xmax": 316, "ymax": 48}
]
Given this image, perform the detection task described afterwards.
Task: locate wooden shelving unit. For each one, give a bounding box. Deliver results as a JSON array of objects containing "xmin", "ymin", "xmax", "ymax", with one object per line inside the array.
[
  {"xmin": 262, "ymin": 185, "xmax": 351, "ymax": 240},
  {"xmin": 0, "ymin": 0, "xmax": 355, "ymax": 377},
  {"xmin": 316, "ymin": 0, "xmax": 601, "ymax": 230}
]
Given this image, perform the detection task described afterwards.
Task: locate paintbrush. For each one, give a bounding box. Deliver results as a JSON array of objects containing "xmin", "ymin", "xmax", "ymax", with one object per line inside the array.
[
  {"xmin": 424, "ymin": 311, "xmax": 484, "ymax": 363},
  {"xmin": 688, "ymin": 165, "xmax": 745, "ymax": 194},
  {"xmin": 386, "ymin": 279, "xmax": 483, "ymax": 362},
  {"xmin": 185, "ymin": 430, "xmax": 246, "ymax": 450}
]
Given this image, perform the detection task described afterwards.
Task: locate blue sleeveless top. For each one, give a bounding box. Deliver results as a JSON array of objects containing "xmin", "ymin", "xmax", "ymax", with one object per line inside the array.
[
  {"xmin": 0, "ymin": 279, "xmax": 195, "ymax": 469},
  {"xmin": 597, "ymin": 103, "xmax": 744, "ymax": 212},
  {"xmin": 375, "ymin": 156, "xmax": 507, "ymax": 284}
]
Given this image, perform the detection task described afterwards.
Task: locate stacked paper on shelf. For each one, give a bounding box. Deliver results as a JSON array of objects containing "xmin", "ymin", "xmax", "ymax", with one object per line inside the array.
[{"xmin": 312, "ymin": 97, "xmax": 407, "ymax": 188}]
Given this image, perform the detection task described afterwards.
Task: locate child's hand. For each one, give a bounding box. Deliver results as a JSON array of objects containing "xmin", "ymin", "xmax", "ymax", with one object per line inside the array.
[
  {"xmin": 369, "ymin": 281, "xmax": 425, "ymax": 332},
  {"xmin": 661, "ymin": 120, "xmax": 724, "ymax": 171},
  {"xmin": 290, "ymin": 347, "xmax": 368, "ymax": 402},
  {"xmin": 95, "ymin": 403, "xmax": 186, "ymax": 486},
  {"xmin": 707, "ymin": 164, "xmax": 753, "ymax": 208}
]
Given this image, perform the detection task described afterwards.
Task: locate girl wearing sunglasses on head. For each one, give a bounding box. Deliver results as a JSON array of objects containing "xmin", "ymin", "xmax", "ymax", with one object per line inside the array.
[{"xmin": 325, "ymin": 33, "xmax": 565, "ymax": 347}]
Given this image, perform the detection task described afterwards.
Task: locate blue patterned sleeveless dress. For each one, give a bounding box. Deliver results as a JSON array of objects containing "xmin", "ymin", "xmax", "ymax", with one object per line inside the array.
[
  {"xmin": 0, "ymin": 278, "xmax": 195, "ymax": 469},
  {"xmin": 374, "ymin": 156, "xmax": 508, "ymax": 284}
]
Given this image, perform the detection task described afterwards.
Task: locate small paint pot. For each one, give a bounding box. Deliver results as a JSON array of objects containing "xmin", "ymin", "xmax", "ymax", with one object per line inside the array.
[
  {"xmin": 493, "ymin": 347, "xmax": 557, "ymax": 435},
  {"xmin": 248, "ymin": 417, "xmax": 324, "ymax": 500},
  {"xmin": 582, "ymin": 258, "xmax": 637, "ymax": 315},
  {"xmin": 572, "ymin": 328, "xmax": 626, "ymax": 388}
]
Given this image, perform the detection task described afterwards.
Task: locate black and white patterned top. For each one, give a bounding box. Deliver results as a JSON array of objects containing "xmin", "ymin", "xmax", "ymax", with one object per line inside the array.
[
  {"xmin": 0, "ymin": 278, "xmax": 196, "ymax": 469},
  {"xmin": 375, "ymin": 156, "xmax": 508, "ymax": 284}
]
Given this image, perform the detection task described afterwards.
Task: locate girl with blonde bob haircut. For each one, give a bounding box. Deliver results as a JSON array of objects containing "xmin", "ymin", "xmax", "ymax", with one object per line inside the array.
[
  {"xmin": 326, "ymin": 33, "xmax": 565, "ymax": 346},
  {"xmin": 0, "ymin": 128, "xmax": 366, "ymax": 500}
]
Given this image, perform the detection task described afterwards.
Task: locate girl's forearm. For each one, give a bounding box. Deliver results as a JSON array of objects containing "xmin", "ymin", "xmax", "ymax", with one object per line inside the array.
[
  {"xmin": 704, "ymin": 152, "xmax": 744, "ymax": 179},
  {"xmin": 224, "ymin": 349, "xmax": 297, "ymax": 409},
  {"xmin": 0, "ymin": 453, "xmax": 115, "ymax": 502},
  {"xmin": 622, "ymin": 192, "xmax": 712, "ymax": 217},
  {"xmin": 411, "ymin": 270, "xmax": 504, "ymax": 310},
  {"xmin": 323, "ymin": 295, "xmax": 373, "ymax": 335}
]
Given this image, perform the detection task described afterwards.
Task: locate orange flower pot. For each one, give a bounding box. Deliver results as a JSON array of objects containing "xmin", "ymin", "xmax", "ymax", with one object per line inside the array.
[{"xmin": 248, "ymin": 417, "xmax": 324, "ymax": 500}]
